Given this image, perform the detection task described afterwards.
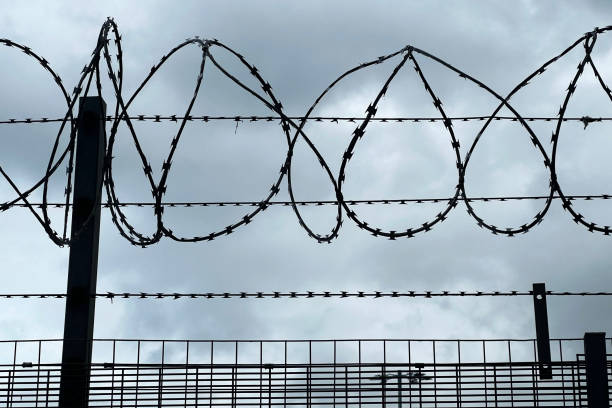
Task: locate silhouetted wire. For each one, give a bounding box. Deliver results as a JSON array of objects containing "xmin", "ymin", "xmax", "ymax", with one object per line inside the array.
[
  {"xmin": 3, "ymin": 194, "xmax": 612, "ymax": 209},
  {"xmin": 0, "ymin": 290, "xmax": 611, "ymax": 300},
  {"xmin": 0, "ymin": 353, "xmax": 601, "ymax": 407},
  {"xmin": 0, "ymin": 115, "xmax": 609, "ymax": 125},
  {"xmin": 2, "ymin": 22, "xmax": 612, "ymax": 246}
]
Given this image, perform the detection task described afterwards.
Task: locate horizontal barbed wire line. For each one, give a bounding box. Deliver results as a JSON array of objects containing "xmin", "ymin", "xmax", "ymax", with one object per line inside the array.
[
  {"xmin": 2, "ymin": 194, "xmax": 612, "ymax": 210},
  {"xmin": 0, "ymin": 290, "xmax": 611, "ymax": 299},
  {"xmin": 2, "ymin": 21, "xmax": 612, "ymax": 246},
  {"xmin": 0, "ymin": 115, "xmax": 609, "ymax": 125}
]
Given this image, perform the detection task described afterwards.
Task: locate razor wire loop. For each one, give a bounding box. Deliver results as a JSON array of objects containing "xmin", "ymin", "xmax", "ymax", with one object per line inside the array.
[
  {"xmin": 0, "ymin": 36, "xmax": 78, "ymax": 246},
  {"xmin": 1, "ymin": 20, "xmax": 612, "ymax": 246}
]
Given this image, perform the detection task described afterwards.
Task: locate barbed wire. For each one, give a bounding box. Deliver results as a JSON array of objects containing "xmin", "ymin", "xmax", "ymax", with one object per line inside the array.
[
  {"xmin": 0, "ymin": 115, "xmax": 609, "ymax": 126},
  {"xmin": 2, "ymin": 194, "xmax": 612, "ymax": 210},
  {"xmin": 1, "ymin": 21, "xmax": 612, "ymax": 246},
  {"xmin": 0, "ymin": 290, "xmax": 611, "ymax": 300}
]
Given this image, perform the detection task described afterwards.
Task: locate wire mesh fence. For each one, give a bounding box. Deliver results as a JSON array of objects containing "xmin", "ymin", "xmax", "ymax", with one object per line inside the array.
[
  {"xmin": 1, "ymin": 359, "xmax": 611, "ymax": 407},
  {"xmin": 0, "ymin": 338, "xmax": 609, "ymax": 407}
]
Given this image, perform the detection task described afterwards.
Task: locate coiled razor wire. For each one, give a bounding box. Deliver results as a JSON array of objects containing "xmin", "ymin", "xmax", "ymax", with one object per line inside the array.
[{"xmin": 1, "ymin": 20, "xmax": 612, "ymax": 246}]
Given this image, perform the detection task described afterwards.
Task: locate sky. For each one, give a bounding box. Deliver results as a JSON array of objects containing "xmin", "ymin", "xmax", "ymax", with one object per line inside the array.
[{"xmin": 0, "ymin": 0, "xmax": 611, "ymax": 365}]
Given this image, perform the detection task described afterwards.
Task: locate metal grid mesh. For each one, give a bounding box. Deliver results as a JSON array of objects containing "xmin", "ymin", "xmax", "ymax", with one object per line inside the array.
[{"xmin": 0, "ymin": 338, "xmax": 609, "ymax": 407}]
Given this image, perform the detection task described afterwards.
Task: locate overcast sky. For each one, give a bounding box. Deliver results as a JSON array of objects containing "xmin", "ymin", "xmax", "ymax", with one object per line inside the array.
[{"xmin": 0, "ymin": 1, "xmax": 611, "ymax": 365}]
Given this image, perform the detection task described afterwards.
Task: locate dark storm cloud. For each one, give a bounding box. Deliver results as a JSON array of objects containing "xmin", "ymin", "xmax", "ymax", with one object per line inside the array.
[{"xmin": 0, "ymin": 0, "xmax": 610, "ymax": 361}]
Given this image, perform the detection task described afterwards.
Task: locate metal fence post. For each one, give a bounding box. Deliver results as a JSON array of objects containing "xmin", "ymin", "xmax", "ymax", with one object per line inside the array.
[
  {"xmin": 532, "ymin": 283, "xmax": 552, "ymax": 379},
  {"xmin": 584, "ymin": 332, "xmax": 609, "ymax": 408},
  {"xmin": 58, "ymin": 96, "xmax": 106, "ymax": 408}
]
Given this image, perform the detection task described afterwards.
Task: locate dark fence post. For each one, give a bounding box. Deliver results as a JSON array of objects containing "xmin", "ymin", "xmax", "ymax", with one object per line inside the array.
[
  {"xmin": 584, "ymin": 332, "xmax": 609, "ymax": 408},
  {"xmin": 58, "ymin": 96, "xmax": 106, "ymax": 408},
  {"xmin": 532, "ymin": 282, "xmax": 552, "ymax": 379}
]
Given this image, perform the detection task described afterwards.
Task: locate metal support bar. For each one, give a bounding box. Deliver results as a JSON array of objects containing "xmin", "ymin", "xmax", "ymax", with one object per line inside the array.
[
  {"xmin": 584, "ymin": 332, "xmax": 609, "ymax": 408},
  {"xmin": 532, "ymin": 282, "xmax": 552, "ymax": 379},
  {"xmin": 59, "ymin": 96, "xmax": 106, "ymax": 408}
]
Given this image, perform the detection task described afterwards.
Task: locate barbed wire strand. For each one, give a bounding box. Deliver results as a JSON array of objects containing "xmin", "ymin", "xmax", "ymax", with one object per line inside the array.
[
  {"xmin": 2, "ymin": 194, "xmax": 612, "ymax": 210},
  {"xmin": 0, "ymin": 115, "xmax": 609, "ymax": 126},
  {"xmin": 0, "ymin": 290, "xmax": 611, "ymax": 300}
]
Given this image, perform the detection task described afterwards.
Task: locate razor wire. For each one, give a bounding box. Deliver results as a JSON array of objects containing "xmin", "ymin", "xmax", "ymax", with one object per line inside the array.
[{"xmin": 1, "ymin": 20, "xmax": 612, "ymax": 246}]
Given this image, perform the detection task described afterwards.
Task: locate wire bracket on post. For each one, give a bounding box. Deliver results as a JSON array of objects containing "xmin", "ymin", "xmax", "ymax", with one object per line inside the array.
[{"xmin": 532, "ymin": 282, "xmax": 552, "ymax": 379}]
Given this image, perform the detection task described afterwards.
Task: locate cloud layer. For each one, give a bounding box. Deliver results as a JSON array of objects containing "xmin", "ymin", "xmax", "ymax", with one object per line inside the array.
[{"xmin": 0, "ymin": 1, "xmax": 610, "ymax": 367}]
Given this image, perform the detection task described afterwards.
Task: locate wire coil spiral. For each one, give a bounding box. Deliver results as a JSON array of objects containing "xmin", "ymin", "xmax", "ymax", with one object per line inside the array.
[{"xmin": 1, "ymin": 20, "xmax": 612, "ymax": 246}]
